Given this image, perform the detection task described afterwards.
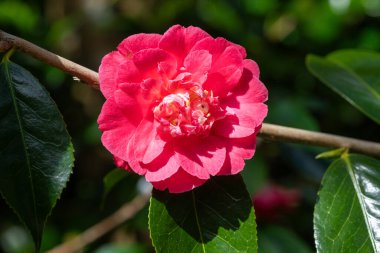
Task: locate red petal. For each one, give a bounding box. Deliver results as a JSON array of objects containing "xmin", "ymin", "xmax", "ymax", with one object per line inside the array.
[
  {"xmin": 117, "ymin": 33, "xmax": 161, "ymax": 55},
  {"xmin": 152, "ymin": 168, "xmax": 207, "ymax": 193},
  {"xmin": 133, "ymin": 48, "xmax": 177, "ymax": 79},
  {"xmin": 192, "ymin": 37, "xmax": 246, "ymax": 59},
  {"xmin": 113, "ymin": 156, "xmax": 131, "ymax": 171},
  {"xmin": 225, "ymin": 60, "xmax": 268, "ymax": 106},
  {"xmin": 116, "ymin": 60, "xmax": 142, "ymax": 84},
  {"xmin": 144, "ymin": 145, "xmax": 180, "ymax": 182},
  {"xmin": 113, "ymin": 89, "xmax": 143, "ymax": 125},
  {"xmin": 183, "ymin": 50, "xmax": 212, "ymax": 84},
  {"xmin": 174, "ymin": 136, "xmax": 226, "ymax": 178},
  {"xmin": 213, "ymin": 103, "xmax": 267, "ymax": 138},
  {"xmin": 99, "ymin": 51, "xmax": 126, "ymax": 98},
  {"xmin": 201, "ymin": 45, "xmax": 244, "ymax": 96},
  {"xmin": 98, "ymin": 97, "xmax": 136, "ymax": 161},
  {"xmin": 218, "ymin": 135, "xmax": 257, "ymax": 175},
  {"xmin": 159, "ymin": 25, "xmax": 210, "ymax": 66}
]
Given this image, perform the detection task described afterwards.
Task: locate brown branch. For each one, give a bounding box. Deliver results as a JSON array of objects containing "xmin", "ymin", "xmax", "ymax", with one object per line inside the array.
[
  {"xmin": 0, "ymin": 30, "xmax": 99, "ymax": 89},
  {"xmin": 2, "ymin": 29, "xmax": 380, "ymax": 252},
  {"xmin": 260, "ymin": 123, "xmax": 380, "ymax": 157},
  {"xmin": 1, "ymin": 30, "xmax": 380, "ymax": 158},
  {"xmin": 47, "ymin": 194, "xmax": 150, "ymax": 253}
]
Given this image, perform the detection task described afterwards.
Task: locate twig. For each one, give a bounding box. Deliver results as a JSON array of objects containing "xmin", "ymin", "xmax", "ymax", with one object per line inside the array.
[
  {"xmin": 1, "ymin": 30, "xmax": 380, "ymax": 157},
  {"xmin": 0, "ymin": 30, "xmax": 99, "ymax": 88},
  {"xmin": 47, "ymin": 194, "xmax": 150, "ymax": 253},
  {"xmin": 260, "ymin": 123, "xmax": 380, "ymax": 157},
  {"xmin": 2, "ymin": 29, "xmax": 380, "ymax": 252}
]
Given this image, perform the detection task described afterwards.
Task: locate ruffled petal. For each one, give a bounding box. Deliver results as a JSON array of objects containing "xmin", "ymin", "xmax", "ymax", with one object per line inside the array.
[
  {"xmin": 197, "ymin": 40, "xmax": 244, "ymax": 96},
  {"xmin": 133, "ymin": 48, "xmax": 177, "ymax": 80},
  {"xmin": 99, "ymin": 51, "xmax": 127, "ymax": 98},
  {"xmin": 174, "ymin": 136, "xmax": 226, "ymax": 178},
  {"xmin": 127, "ymin": 118, "xmax": 158, "ymax": 162},
  {"xmin": 151, "ymin": 168, "xmax": 207, "ymax": 193},
  {"xmin": 142, "ymin": 134, "xmax": 167, "ymax": 164},
  {"xmin": 144, "ymin": 145, "xmax": 180, "ymax": 182},
  {"xmin": 117, "ymin": 33, "xmax": 161, "ymax": 55},
  {"xmin": 159, "ymin": 25, "xmax": 211, "ymax": 66},
  {"xmin": 213, "ymin": 103, "xmax": 267, "ymax": 138},
  {"xmin": 113, "ymin": 156, "xmax": 131, "ymax": 171},
  {"xmin": 183, "ymin": 50, "xmax": 212, "ymax": 84},
  {"xmin": 218, "ymin": 133, "xmax": 257, "ymax": 175},
  {"xmin": 117, "ymin": 79, "xmax": 162, "ymax": 120},
  {"xmin": 113, "ymin": 88, "xmax": 143, "ymax": 125},
  {"xmin": 192, "ymin": 37, "xmax": 246, "ymax": 59},
  {"xmin": 224, "ymin": 60, "xmax": 268, "ymax": 106},
  {"xmin": 98, "ymin": 97, "xmax": 136, "ymax": 161},
  {"xmin": 212, "ymin": 115, "xmax": 255, "ymax": 138},
  {"xmin": 116, "ymin": 60, "xmax": 142, "ymax": 83}
]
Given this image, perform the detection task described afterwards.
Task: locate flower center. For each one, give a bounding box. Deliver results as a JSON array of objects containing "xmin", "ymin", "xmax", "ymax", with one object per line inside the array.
[{"xmin": 153, "ymin": 85, "xmax": 223, "ymax": 137}]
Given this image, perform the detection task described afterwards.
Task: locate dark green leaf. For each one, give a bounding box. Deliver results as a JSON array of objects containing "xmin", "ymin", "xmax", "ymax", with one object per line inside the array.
[
  {"xmin": 242, "ymin": 154, "xmax": 268, "ymax": 195},
  {"xmin": 314, "ymin": 154, "xmax": 380, "ymax": 253},
  {"xmin": 328, "ymin": 50, "xmax": 380, "ymax": 94},
  {"xmin": 0, "ymin": 59, "xmax": 74, "ymax": 251},
  {"xmin": 149, "ymin": 175, "xmax": 257, "ymax": 253},
  {"xmin": 258, "ymin": 226, "xmax": 313, "ymax": 253},
  {"xmin": 306, "ymin": 53, "xmax": 380, "ymax": 124},
  {"xmin": 101, "ymin": 168, "xmax": 129, "ymax": 207}
]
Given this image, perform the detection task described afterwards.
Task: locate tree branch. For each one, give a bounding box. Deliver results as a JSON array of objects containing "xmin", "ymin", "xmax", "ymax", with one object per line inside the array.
[
  {"xmin": 260, "ymin": 123, "xmax": 380, "ymax": 157},
  {"xmin": 2, "ymin": 30, "xmax": 380, "ymax": 252},
  {"xmin": 47, "ymin": 194, "xmax": 150, "ymax": 253},
  {"xmin": 0, "ymin": 30, "xmax": 99, "ymax": 88},
  {"xmin": 1, "ymin": 30, "xmax": 380, "ymax": 158}
]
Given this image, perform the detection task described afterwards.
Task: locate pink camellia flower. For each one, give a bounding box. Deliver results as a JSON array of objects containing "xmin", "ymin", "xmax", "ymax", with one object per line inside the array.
[{"xmin": 98, "ymin": 25, "xmax": 268, "ymax": 193}]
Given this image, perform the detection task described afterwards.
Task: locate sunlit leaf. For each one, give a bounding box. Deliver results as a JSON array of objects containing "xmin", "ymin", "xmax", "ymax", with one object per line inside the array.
[
  {"xmin": 314, "ymin": 154, "xmax": 380, "ymax": 252},
  {"xmin": 307, "ymin": 51, "xmax": 380, "ymax": 124},
  {"xmin": 149, "ymin": 175, "xmax": 257, "ymax": 253}
]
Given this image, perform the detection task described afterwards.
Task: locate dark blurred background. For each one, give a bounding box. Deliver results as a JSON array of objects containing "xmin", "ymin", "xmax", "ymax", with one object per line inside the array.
[{"xmin": 1, "ymin": 0, "xmax": 379, "ymax": 252}]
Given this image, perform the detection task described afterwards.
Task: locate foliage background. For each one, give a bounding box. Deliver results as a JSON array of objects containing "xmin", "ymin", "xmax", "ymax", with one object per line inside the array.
[{"xmin": 1, "ymin": 0, "xmax": 380, "ymax": 252}]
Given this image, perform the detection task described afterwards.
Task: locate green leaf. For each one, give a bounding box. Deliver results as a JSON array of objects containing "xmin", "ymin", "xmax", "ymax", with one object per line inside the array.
[
  {"xmin": 258, "ymin": 226, "xmax": 313, "ymax": 253},
  {"xmin": 315, "ymin": 147, "xmax": 347, "ymax": 159},
  {"xmin": 149, "ymin": 175, "xmax": 257, "ymax": 253},
  {"xmin": 0, "ymin": 59, "xmax": 74, "ymax": 251},
  {"xmin": 101, "ymin": 168, "xmax": 129, "ymax": 207},
  {"xmin": 306, "ymin": 52, "xmax": 380, "ymax": 124},
  {"xmin": 314, "ymin": 154, "xmax": 380, "ymax": 253},
  {"xmin": 327, "ymin": 50, "xmax": 380, "ymax": 94}
]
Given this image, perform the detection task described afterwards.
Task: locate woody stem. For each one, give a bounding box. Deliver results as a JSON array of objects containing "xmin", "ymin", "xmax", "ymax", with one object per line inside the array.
[{"xmin": 1, "ymin": 29, "xmax": 380, "ymax": 158}]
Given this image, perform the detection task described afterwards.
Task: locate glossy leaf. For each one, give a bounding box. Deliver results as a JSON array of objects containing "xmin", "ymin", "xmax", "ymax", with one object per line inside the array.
[
  {"xmin": 149, "ymin": 175, "xmax": 257, "ymax": 253},
  {"xmin": 328, "ymin": 50, "xmax": 380, "ymax": 94},
  {"xmin": 306, "ymin": 52, "xmax": 380, "ymax": 124},
  {"xmin": 314, "ymin": 154, "xmax": 380, "ymax": 253},
  {"xmin": 0, "ymin": 59, "xmax": 74, "ymax": 251}
]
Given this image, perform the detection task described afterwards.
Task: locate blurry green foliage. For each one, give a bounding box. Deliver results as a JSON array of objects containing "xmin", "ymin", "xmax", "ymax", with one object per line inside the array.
[
  {"xmin": 0, "ymin": 1, "xmax": 38, "ymax": 34},
  {"xmin": 1, "ymin": 0, "xmax": 379, "ymax": 252}
]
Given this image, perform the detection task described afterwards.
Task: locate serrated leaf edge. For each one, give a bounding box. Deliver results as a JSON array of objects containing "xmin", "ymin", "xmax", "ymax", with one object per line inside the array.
[{"xmin": 0, "ymin": 59, "xmax": 75, "ymax": 252}]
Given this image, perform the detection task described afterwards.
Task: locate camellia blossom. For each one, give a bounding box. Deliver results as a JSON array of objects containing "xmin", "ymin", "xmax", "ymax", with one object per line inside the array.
[{"xmin": 98, "ymin": 25, "xmax": 268, "ymax": 193}]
